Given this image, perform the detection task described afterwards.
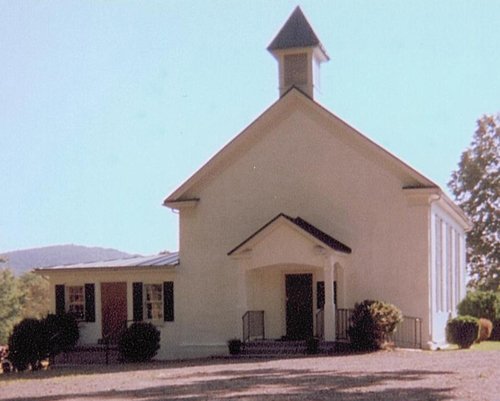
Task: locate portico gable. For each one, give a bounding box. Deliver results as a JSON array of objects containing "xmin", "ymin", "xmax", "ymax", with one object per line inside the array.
[{"xmin": 229, "ymin": 213, "xmax": 350, "ymax": 341}]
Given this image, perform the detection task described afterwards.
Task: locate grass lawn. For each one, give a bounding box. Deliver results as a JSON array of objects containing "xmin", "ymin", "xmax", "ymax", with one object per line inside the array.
[{"xmin": 445, "ymin": 340, "xmax": 500, "ymax": 351}]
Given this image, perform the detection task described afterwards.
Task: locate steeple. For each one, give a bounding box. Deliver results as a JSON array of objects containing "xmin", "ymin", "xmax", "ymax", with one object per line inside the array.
[{"xmin": 268, "ymin": 7, "xmax": 329, "ymax": 99}]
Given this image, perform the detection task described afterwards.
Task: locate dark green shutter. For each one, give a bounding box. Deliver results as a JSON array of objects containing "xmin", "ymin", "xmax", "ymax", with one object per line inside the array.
[
  {"xmin": 55, "ymin": 285, "xmax": 65, "ymax": 315},
  {"xmin": 84, "ymin": 283, "xmax": 96, "ymax": 322},
  {"xmin": 163, "ymin": 281, "xmax": 174, "ymax": 322},
  {"xmin": 133, "ymin": 282, "xmax": 143, "ymax": 321},
  {"xmin": 317, "ymin": 281, "xmax": 325, "ymax": 309}
]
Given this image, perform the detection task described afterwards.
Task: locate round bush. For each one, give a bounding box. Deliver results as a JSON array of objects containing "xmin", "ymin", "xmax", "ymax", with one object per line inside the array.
[
  {"xmin": 8, "ymin": 318, "xmax": 48, "ymax": 371},
  {"xmin": 348, "ymin": 300, "xmax": 403, "ymax": 351},
  {"xmin": 118, "ymin": 322, "xmax": 160, "ymax": 362},
  {"xmin": 477, "ymin": 318, "xmax": 493, "ymax": 343},
  {"xmin": 43, "ymin": 313, "xmax": 79, "ymax": 356},
  {"xmin": 446, "ymin": 316, "xmax": 479, "ymax": 349}
]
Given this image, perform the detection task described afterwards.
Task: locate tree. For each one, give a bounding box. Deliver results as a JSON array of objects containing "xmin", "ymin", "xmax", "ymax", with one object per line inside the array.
[
  {"xmin": 448, "ymin": 114, "xmax": 499, "ymax": 291},
  {"xmin": 0, "ymin": 268, "xmax": 22, "ymax": 344},
  {"xmin": 18, "ymin": 272, "xmax": 49, "ymax": 320}
]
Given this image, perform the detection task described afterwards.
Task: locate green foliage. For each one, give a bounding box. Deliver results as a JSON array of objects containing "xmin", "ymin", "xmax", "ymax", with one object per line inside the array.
[
  {"xmin": 477, "ymin": 318, "xmax": 493, "ymax": 342},
  {"xmin": 348, "ymin": 300, "xmax": 403, "ymax": 351},
  {"xmin": 448, "ymin": 114, "xmax": 499, "ymax": 291},
  {"xmin": 457, "ymin": 291, "xmax": 500, "ymax": 321},
  {"xmin": 118, "ymin": 322, "xmax": 160, "ymax": 362},
  {"xmin": 446, "ymin": 316, "xmax": 479, "ymax": 349},
  {"xmin": 7, "ymin": 313, "xmax": 79, "ymax": 371},
  {"xmin": 8, "ymin": 318, "xmax": 49, "ymax": 371},
  {"xmin": 0, "ymin": 269, "xmax": 49, "ymax": 344},
  {"xmin": 0, "ymin": 268, "xmax": 22, "ymax": 344},
  {"xmin": 43, "ymin": 313, "xmax": 79, "ymax": 356},
  {"xmin": 18, "ymin": 272, "xmax": 49, "ymax": 320}
]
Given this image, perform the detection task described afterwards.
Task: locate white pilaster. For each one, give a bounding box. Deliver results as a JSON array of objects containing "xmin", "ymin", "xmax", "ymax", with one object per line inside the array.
[{"xmin": 323, "ymin": 255, "xmax": 336, "ymax": 341}]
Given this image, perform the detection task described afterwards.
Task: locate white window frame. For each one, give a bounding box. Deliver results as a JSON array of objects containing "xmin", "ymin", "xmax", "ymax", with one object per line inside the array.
[
  {"xmin": 67, "ymin": 285, "xmax": 85, "ymax": 320},
  {"xmin": 144, "ymin": 284, "xmax": 163, "ymax": 321}
]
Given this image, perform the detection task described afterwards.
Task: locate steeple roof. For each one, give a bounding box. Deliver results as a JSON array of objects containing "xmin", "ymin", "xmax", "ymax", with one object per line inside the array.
[{"xmin": 267, "ymin": 6, "xmax": 326, "ymax": 56}]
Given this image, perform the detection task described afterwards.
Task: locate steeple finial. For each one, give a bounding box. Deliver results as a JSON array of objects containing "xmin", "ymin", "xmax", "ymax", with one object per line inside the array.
[{"xmin": 268, "ymin": 7, "xmax": 329, "ymax": 99}]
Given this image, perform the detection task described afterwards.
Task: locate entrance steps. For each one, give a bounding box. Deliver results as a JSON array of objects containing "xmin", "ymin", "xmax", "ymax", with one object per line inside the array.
[{"xmin": 241, "ymin": 340, "xmax": 338, "ymax": 356}]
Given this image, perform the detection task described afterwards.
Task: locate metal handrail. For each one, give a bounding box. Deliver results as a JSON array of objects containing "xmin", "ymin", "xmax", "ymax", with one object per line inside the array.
[{"xmin": 242, "ymin": 310, "xmax": 265, "ymax": 343}]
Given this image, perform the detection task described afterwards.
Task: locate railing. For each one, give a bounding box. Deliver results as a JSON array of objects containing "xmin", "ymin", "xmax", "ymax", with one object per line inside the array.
[
  {"xmin": 334, "ymin": 309, "xmax": 422, "ymax": 349},
  {"xmin": 389, "ymin": 315, "xmax": 422, "ymax": 349},
  {"xmin": 242, "ymin": 310, "xmax": 265, "ymax": 343},
  {"xmin": 336, "ymin": 308, "xmax": 353, "ymax": 341},
  {"xmin": 315, "ymin": 309, "xmax": 324, "ymax": 339}
]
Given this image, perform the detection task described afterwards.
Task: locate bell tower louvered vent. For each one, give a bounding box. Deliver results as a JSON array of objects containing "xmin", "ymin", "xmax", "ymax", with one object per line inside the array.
[{"xmin": 268, "ymin": 7, "xmax": 329, "ymax": 99}]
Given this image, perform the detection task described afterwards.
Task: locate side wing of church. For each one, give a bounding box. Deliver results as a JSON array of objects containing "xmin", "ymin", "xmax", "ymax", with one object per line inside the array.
[{"xmin": 37, "ymin": 7, "xmax": 470, "ymax": 359}]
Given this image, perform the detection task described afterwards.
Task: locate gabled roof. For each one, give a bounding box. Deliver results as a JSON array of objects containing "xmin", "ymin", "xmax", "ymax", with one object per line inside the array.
[
  {"xmin": 228, "ymin": 213, "xmax": 351, "ymax": 256},
  {"xmin": 267, "ymin": 6, "xmax": 325, "ymax": 54},
  {"xmin": 164, "ymin": 88, "xmax": 437, "ymax": 205},
  {"xmin": 35, "ymin": 252, "xmax": 179, "ymax": 272}
]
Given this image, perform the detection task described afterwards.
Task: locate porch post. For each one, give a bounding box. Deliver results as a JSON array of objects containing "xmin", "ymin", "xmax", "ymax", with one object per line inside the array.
[{"xmin": 323, "ymin": 256, "xmax": 336, "ymax": 341}]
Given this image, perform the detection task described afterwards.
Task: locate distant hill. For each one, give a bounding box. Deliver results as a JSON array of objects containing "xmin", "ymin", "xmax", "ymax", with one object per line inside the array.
[{"xmin": 0, "ymin": 245, "xmax": 136, "ymax": 275}]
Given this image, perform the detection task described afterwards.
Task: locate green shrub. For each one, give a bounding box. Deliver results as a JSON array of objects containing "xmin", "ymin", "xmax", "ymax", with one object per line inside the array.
[
  {"xmin": 457, "ymin": 291, "xmax": 500, "ymax": 322},
  {"xmin": 43, "ymin": 313, "xmax": 79, "ymax": 356},
  {"xmin": 446, "ymin": 316, "xmax": 479, "ymax": 349},
  {"xmin": 8, "ymin": 318, "xmax": 49, "ymax": 371},
  {"xmin": 348, "ymin": 300, "xmax": 403, "ymax": 351},
  {"xmin": 477, "ymin": 318, "xmax": 493, "ymax": 342},
  {"xmin": 118, "ymin": 322, "xmax": 160, "ymax": 362},
  {"xmin": 491, "ymin": 319, "xmax": 500, "ymax": 341},
  {"xmin": 227, "ymin": 339, "xmax": 242, "ymax": 355}
]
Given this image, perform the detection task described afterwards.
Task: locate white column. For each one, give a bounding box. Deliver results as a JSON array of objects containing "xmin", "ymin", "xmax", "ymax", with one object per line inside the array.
[{"xmin": 323, "ymin": 256, "xmax": 336, "ymax": 341}]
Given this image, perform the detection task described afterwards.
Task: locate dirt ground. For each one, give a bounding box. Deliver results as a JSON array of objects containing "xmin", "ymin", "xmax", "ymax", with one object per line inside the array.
[{"xmin": 0, "ymin": 349, "xmax": 499, "ymax": 401}]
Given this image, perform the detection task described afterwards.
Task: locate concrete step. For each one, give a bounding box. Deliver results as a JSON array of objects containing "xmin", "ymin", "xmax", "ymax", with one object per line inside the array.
[{"xmin": 241, "ymin": 340, "xmax": 337, "ymax": 356}]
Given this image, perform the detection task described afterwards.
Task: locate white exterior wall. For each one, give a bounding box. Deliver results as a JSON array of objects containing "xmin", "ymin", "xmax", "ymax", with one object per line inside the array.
[
  {"xmin": 42, "ymin": 269, "xmax": 180, "ymax": 360},
  {"xmin": 175, "ymin": 105, "xmax": 432, "ymax": 355},
  {"xmin": 429, "ymin": 202, "xmax": 467, "ymax": 348}
]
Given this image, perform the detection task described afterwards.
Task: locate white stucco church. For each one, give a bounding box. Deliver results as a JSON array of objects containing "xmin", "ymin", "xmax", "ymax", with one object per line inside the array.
[{"xmin": 38, "ymin": 7, "xmax": 470, "ymax": 359}]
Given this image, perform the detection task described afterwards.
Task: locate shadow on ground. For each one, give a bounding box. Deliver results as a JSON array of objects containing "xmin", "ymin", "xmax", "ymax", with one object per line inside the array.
[{"xmin": 1, "ymin": 365, "xmax": 454, "ymax": 401}]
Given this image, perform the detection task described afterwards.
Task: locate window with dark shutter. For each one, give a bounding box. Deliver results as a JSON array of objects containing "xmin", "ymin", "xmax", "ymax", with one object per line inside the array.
[
  {"xmin": 317, "ymin": 281, "xmax": 325, "ymax": 309},
  {"xmin": 84, "ymin": 283, "xmax": 95, "ymax": 322},
  {"xmin": 55, "ymin": 285, "xmax": 65, "ymax": 315},
  {"xmin": 133, "ymin": 282, "xmax": 143, "ymax": 321},
  {"xmin": 163, "ymin": 281, "xmax": 174, "ymax": 322},
  {"xmin": 317, "ymin": 281, "xmax": 337, "ymax": 308}
]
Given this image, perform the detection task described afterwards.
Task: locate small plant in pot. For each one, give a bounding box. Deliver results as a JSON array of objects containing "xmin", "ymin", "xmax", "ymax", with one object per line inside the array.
[
  {"xmin": 227, "ymin": 339, "xmax": 242, "ymax": 355},
  {"xmin": 306, "ymin": 336, "xmax": 320, "ymax": 354}
]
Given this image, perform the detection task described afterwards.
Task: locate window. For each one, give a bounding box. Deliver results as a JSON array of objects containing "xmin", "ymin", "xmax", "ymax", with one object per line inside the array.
[
  {"xmin": 284, "ymin": 53, "xmax": 308, "ymax": 87},
  {"xmin": 55, "ymin": 284, "xmax": 95, "ymax": 322},
  {"xmin": 316, "ymin": 281, "xmax": 337, "ymax": 309},
  {"xmin": 434, "ymin": 217, "xmax": 443, "ymax": 312},
  {"xmin": 145, "ymin": 284, "xmax": 163, "ymax": 320},
  {"xmin": 68, "ymin": 286, "xmax": 85, "ymax": 320},
  {"xmin": 133, "ymin": 281, "xmax": 174, "ymax": 322}
]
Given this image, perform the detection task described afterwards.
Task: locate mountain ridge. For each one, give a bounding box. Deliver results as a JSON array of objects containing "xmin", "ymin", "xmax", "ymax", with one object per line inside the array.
[{"xmin": 0, "ymin": 244, "xmax": 137, "ymax": 275}]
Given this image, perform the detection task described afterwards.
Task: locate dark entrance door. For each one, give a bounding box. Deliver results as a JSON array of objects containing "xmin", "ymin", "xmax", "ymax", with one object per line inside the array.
[
  {"xmin": 101, "ymin": 282, "xmax": 127, "ymax": 343},
  {"xmin": 285, "ymin": 274, "xmax": 313, "ymax": 340}
]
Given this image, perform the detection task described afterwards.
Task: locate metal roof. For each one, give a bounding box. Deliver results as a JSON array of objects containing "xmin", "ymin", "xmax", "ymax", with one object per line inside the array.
[
  {"xmin": 267, "ymin": 6, "xmax": 327, "ymax": 56},
  {"xmin": 35, "ymin": 252, "xmax": 179, "ymax": 271}
]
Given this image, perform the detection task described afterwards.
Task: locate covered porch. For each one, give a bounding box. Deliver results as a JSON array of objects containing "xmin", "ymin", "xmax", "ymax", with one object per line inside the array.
[{"xmin": 228, "ymin": 213, "xmax": 351, "ymax": 343}]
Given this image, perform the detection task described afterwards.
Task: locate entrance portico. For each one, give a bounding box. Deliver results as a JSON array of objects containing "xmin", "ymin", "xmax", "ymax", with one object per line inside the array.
[{"xmin": 228, "ymin": 213, "xmax": 351, "ymax": 341}]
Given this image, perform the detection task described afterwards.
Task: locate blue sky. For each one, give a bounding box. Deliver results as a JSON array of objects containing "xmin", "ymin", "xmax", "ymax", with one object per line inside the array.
[{"xmin": 1, "ymin": 1, "xmax": 499, "ymax": 255}]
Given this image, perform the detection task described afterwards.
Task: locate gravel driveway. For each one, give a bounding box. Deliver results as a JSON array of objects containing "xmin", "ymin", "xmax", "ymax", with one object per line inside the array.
[{"xmin": 0, "ymin": 350, "xmax": 499, "ymax": 401}]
